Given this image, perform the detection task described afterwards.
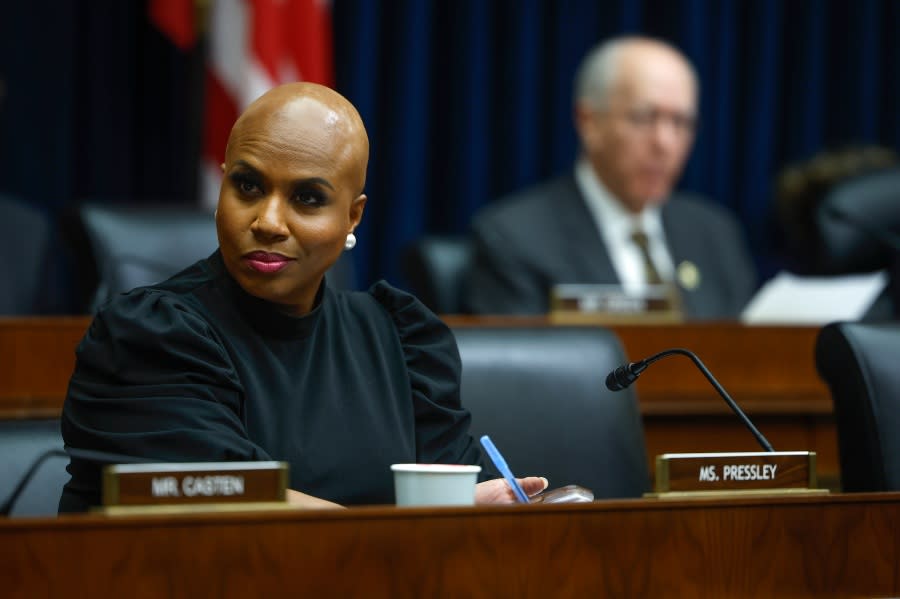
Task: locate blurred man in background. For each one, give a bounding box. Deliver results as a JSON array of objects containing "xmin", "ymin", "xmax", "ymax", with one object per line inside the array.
[{"xmin": 464, "ymin": 36, "xmax": 756, "ymax": 319}]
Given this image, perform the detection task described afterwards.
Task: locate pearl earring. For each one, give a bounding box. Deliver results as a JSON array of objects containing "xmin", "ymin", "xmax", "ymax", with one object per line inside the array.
[{"xmin": 344, "ymin": 233, "xmax": 357, "ymax": 250}]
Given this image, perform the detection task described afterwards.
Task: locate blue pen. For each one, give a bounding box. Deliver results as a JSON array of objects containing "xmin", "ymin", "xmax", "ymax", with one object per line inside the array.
[{"xmin": 479, "ymin": 435, "xmax": 530, "ymax": 504}]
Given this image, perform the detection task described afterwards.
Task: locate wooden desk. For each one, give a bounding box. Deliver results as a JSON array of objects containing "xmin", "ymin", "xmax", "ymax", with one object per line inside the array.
[
  {"xmin": 0, "ymin": 318, "xmax": 837, "ymax": 485},
  {"xmin": 1, "ymin": 493, "xmax": 896, "ymax": 598}
]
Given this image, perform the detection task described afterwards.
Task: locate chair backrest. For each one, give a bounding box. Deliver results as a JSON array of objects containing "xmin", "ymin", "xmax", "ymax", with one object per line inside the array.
[
  {"xmin": 0, "ymin": 195, "xmax": 50, "ymax": 314},
  {"xmin": 402, "ymin": 235, "xmax": 473, "ymax": 314},
  {"xmin": 452, "ymin": 326, "xmax": 648, "ymax": 499},
  {"xmin": 0, "ymin": 419, "xmax": 68, "ymax": 516},
  {"xmin": 77, "ymin": 203, "xmax": 218, "ymax": 310},
  {"xmin": 815, "ymin": 167, "xmax": 900, "ymax": 274},
  {"xmin": 66, "ymin": 202, "xmax": 358, "ymax": 311},
  {"xmin": 815, "ymin": 321, "xmax": 900, "ymax": 492}
]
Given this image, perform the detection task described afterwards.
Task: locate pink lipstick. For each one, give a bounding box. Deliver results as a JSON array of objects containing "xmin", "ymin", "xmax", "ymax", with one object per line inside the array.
[{"xmin": 243, "ymin": 251, "xmax": 293, "ymax": 273}]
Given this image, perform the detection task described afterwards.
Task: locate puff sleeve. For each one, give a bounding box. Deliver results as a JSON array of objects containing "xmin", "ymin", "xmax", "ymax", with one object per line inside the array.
[
  {"xmin": 60, "ymin": 289, "xmax": 271, "ymax": 511},
  {"xmin": 369, "ymin": 282, "xmax": 490, "ymax": 477}
]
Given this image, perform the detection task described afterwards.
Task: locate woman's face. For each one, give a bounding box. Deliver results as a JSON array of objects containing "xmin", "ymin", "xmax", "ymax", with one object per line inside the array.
[{"xmin": 216, "ymin": 98, "xmax": 366, "ymax": 315}]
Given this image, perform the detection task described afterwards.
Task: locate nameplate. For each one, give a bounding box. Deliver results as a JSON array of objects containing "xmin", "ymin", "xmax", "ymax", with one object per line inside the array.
[
  {"xmin": 653, "ymin": 451, "xmax": 818, "ymax": 495},
  {"xmin": 102, "ymin": 461, "xmax": 288, "ymax": 506},
  {"xmin": 549, "ymin": 284, "xmax": 682, "ymax": 325}
]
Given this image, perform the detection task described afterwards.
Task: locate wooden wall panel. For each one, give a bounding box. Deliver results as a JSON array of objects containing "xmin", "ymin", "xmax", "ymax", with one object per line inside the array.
[{"xmin": 0, "ymin": 317, "xmax": 88, "ymax": 418}]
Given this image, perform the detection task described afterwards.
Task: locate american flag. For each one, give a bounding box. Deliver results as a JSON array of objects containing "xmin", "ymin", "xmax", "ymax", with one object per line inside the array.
[{"xmin": 149, "ymin": 0, "xmax": 334, "ymax": 207}]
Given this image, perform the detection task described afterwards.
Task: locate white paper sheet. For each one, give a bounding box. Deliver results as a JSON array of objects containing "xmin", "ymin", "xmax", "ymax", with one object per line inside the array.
[{"xmin": 740, "ymin": 270, "xmax": 888, "ymax": 325}]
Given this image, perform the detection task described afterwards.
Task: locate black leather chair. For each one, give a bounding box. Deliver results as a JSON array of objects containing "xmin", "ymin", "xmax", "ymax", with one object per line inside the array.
[
  {"xmin": 65, "ymin": 202, "xmax": 358, "ymax": 312},
  {"xmin": 452, "ymin": 326, "xmax": 648, "ymax": 499},
  {"xmin": 0, "ymin": 419, "xmax": 68, "ymax": 517},
  {"xmin": 816, "ymin": 321, "xmax": 900, "ymax": 492},
  {"xmin": 402, "ymin": 235, "xmax": 473, "ymax": 314},
  {"xmin": 815, "ymin": 167, "xmax": 900, "ymax": 275},
  {"xmin": 814, "ymin": 168, "xmax": 900, "ymax": 318},
  {"xmin": 0, "ymin": 195, "xmax": 51, "ymax": 314},
  {"xmin": 65, "ymin": 203, "xmax": 220, "ymax": 311}
]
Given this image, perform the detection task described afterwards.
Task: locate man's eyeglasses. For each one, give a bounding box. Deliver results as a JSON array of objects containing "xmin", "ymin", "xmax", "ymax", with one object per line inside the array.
[{"xmin": 614, "ymin": 107, "xmax": 698, "ymax": 136}]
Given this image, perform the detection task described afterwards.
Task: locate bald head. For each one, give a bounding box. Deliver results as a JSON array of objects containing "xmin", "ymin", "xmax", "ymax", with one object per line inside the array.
[
  {"xmin": 216, "ymin": 83, "xmax": 370, "ymax": 315},
  {"xmin": 226, "ymin": 82, "xmax": 369, "ymax": 192},
  {"xmin": 574, "ymin": 37, "xmax": 697, "ymax": 111}
]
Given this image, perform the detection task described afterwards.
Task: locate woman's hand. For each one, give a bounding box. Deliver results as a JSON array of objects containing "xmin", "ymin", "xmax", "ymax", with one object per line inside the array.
[
  {"xmin": 474, "ymin": 476, "xmax": 549, "ymax": 504},
  {"xmin": 286, "ymin": 489, "xmax": 346, "ymax": 509}
]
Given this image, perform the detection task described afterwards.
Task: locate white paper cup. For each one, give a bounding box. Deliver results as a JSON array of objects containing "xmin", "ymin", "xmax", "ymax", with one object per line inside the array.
[{"xmin": 390, "ymin": 464, "xmax": 481, "ymax": 506}]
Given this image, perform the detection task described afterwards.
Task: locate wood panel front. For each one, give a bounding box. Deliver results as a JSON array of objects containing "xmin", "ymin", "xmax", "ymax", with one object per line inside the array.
[
  {"xmin": 0, "ymin": 317, "xmax": 88, "ymax": 419},
  {"xmin": 1, "ymin": 493, "xmax": 897, "ymax": 598},
  {"xmin": 0, "ymin": 318, "xmax": 838, "ymax": 485}
]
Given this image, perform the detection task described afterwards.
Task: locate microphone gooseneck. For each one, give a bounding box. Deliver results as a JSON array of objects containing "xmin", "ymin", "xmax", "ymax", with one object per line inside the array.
[
  {"xmin": 606, "ymin": 348, "xmax": 775, "ymax": 453},
  {"xmin": 0, "ymin": 448, "xmax": 68, "ymax": 516},
  {"xmin": 1, "ymin": 446, "xmax": 159, "ymax": 516}
]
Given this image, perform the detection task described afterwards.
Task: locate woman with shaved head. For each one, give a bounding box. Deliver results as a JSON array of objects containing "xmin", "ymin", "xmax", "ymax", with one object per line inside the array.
[{"xmin": 60, "ymin": 83, "xmax": 546, "ymax": 511}]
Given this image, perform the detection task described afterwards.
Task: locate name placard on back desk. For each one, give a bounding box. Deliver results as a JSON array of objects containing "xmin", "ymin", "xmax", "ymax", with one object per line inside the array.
[{"xmin": 549, "ymin": 283, "xmax": 682, "ymax": 324}]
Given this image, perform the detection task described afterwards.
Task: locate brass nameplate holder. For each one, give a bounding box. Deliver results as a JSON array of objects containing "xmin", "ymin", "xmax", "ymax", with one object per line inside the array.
[
  {"xmin": 101, "ymin": 461, "xmax": 289, "ymax": 514},
  {"xmin": 549, "ymin": 284, "xmax": 683, "ymax": 325},
  {"xmin": 650, "ymin": 451, "xmax": 824, "ymax": 498}
]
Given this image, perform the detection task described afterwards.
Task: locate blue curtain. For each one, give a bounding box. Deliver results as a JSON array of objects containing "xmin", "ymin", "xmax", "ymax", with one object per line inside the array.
[{"xmin": 333, "ymin": 0, "xmax": 900, "ymax": 287}]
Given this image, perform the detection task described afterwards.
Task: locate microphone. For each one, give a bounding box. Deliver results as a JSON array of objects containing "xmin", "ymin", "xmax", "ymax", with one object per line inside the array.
[
  {"xmin": 1, "ymin": 446, "xmax": 158, "ymax": 516},
  {"xmin": 606, "ymin": 348, "xmax": 775, "ymax": 453},
  {"xmin": 0, "ymin": 448, "xmax": 67, "ymax": 516}
]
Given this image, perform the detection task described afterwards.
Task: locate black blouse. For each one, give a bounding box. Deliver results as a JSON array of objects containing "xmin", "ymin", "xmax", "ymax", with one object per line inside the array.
[{"xmin": 60, "ymin": 251, "xmax": 487, "ymax": 511}]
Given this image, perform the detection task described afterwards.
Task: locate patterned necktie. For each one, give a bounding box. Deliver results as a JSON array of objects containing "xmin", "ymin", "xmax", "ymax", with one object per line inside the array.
[{"xmin": 631, "ymin": 229, "xmax": 663, "ymax": 285}]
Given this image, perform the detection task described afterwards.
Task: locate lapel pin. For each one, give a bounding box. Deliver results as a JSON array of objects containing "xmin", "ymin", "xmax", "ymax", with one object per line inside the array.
[{"xmin": 677, "ymin": 260, "xmax": 701, "ymax": 291}]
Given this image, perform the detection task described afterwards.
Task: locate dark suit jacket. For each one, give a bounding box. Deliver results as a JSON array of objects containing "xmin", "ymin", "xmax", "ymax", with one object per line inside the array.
[{"xmin": 463, "ymin": 174, "xmax": 757, "ymax": 319}]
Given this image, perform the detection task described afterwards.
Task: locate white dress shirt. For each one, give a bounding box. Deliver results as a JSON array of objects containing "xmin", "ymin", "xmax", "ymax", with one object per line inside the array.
[{"xmin": 574, "ymin": 158, "xmax": 675, "ymax": 296}]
